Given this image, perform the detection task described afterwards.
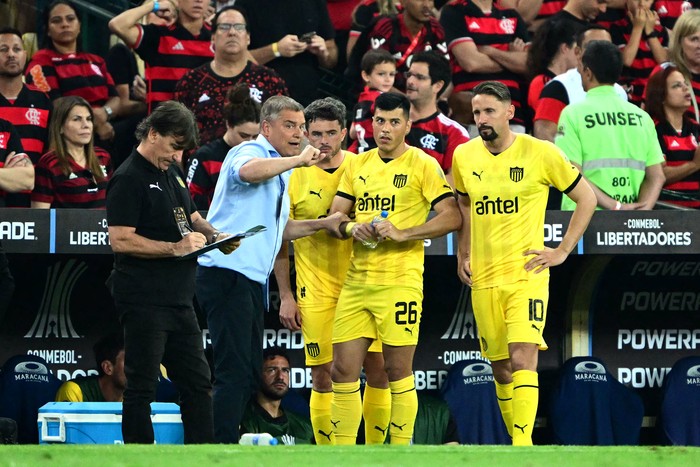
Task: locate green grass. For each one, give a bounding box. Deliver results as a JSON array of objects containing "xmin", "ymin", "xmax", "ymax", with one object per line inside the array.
[{"xmin": 1, "ymin": 445, "xmax": 699, "ymax": 467}]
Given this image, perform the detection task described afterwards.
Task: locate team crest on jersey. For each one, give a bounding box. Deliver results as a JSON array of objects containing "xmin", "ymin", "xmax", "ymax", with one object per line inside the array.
[
  {"xmin": 420, "ymin": 134, "xmax": 439, "ymax": 150},
  {"xmin": 510, "ymin": 167, "xmax": 523, "ymax": 182},
  {"xmin": 481, "ymin": 337, "xmax": 488, "ymax": 352},
  {"xmin": 306, "ymin": 342, "xmax": 320, "ymax": 358},
  {"xmin": 25, "ymin": 108, "xmax": 42, "ymax": 126},
  {"xmin": 499, "ymin": 18, "xmax": 516, "ymax": 35},
  {"xmin": 393, "ymin": 174, "xmax": 408, "ymax": 188}
]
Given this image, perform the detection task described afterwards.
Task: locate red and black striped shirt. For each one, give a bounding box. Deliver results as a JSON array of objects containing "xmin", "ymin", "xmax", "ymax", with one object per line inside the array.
[
  {"xmin": 406, "ymin": 111, "xmax": 469, "ymax": 171},
  {"xmin": 185, "ymin": 138, "xmax": 231, "ymax": 210},
  {"xmin": 656, "ymin": 119, "xmax": 700, "ymax": 208},
  {"xmin": 532, "ymin": 0, "xmax": 566, "ymax": 22},
  {"xmin": 175, "ymin": 61, "xmax": 288, "ymax": 146},
  {"xmin": 653, "ymin": 0, "xmax": 700, "ymax": 30},
  {"xmin": 134, "ymin": 22, "xmax": 214, "ymax": 111},
  {"xmin": 440, "ymin": 0, "xmax": 530, "ymax": 126},
  {"xmin": 25, "ymin": 49, "xmax": 117, "ymax": 106},
  {"xmin": 348, "ymin": 86, "xmax": 381, "ymax": 154},
  {"xmin": 0, "ymin": 84, "xmax": 51, "ymax": 164},
  {"xmin": 611, "ymin": 18, "xmax": 668, "ymax": 107},
  {"xmin": 0, "ymin": 118, "xmax": 24, "ymax": 206},
  {"xmin": 32, "ymin": 148, "xmax": 112, "ymax": 209}
]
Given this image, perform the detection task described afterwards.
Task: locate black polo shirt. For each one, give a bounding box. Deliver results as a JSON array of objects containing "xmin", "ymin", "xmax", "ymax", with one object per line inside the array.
[{"xmin": 106, "ymin": 149, "xmax": 198, "ymax": 306}]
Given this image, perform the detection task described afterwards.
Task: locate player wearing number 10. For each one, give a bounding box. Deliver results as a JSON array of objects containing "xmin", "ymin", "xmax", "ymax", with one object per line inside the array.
[
  {"xmin": 452, "ymin": 81, "xmax": 596, "ymax": 446},
  {"xmin": 329, "ymin": 92, "xmax": 461, "ymax": 445}
]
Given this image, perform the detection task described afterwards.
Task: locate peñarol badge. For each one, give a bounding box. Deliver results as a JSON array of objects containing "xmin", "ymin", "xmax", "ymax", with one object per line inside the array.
[
  {"xmin": 510, "ymin": 167, "xmax": 524, "ymax": 182},
  {"xmin": 393, "ymin": 174, "xmax": 408, "ymax": 188}
]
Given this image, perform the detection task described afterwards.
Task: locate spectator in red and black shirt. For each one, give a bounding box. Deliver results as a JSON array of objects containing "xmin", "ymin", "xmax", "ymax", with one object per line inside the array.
[
  {"xmin": 350, "ymin": 0, "xmax": 446, "ymax": 92},
  {"xmin": 109, "ymin": 0, "xmax": 214, "ymax": 112},
  {"xmin": 175, "ymin": 7, "xmax": 287, "ymax": 146},
  {"xmin": 440, "ymin": 0, "xmax": 530, "ymax": 133},
  {"xmin": 347, "ymin": 0, "xmax": 401, "ymax": 58},
  {"xmin": 186, "ymin": 84, "xmax": 261, "ymax": 210},
  {"xmin": 404, "ymin": 51, "xmax": 469, "ymax": 186},
  {"xmin": 611, "ymin": 0, "xmax": 668, "ymax": 107},
  {"xmin": 653, "ymin": 0, "xmax": 700, "ymax": 31},
  {"xmin": 32, "ymin": 96, "xmax": 111, "ymax": 209},
  {"xmin": 0, "ymin": 27, "xmax": 51, "ymax": 207},
  {"xmin": 498, "ymin": 0, "xmax": 566, "ymax": 32},
  {"xmin": 646, "ymin": 64, "xmax": 700, "ymax": 208},
  {"xmin": 668, "ymin": 10, "xmax": 700, "ymax": 121},
  {"xmin": 0, "ymin": 118, "xmax": 34, "ymax": 206},
  {"xmin": 26, "ymin": 1, "xmax": 119, "ymax": 145}
]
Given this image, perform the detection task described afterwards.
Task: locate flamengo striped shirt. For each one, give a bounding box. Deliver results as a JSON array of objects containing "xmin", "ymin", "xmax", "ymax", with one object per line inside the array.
[
  {"xmin": 0, "ymin": 84, "xmax": 51, "ymax": 164},
  {"xmin": 32, "ymin": 148, "xmax": 112, "ymax": 209},
  {"xmin": 406, "ymin": 111, "xmax": 469, "ymax": 171},
  {"xmin": 134, "ymin": 22, "xmax": 214, "ymax": 111}
]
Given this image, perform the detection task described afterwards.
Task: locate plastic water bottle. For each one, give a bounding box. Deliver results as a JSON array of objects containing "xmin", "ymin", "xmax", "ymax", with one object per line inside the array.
[
  {"xmin": 239, "ymin": 433, "xmax": 279, "ymax": 445},
  {"xmin": 362, "ymin": 210, "xmax": 389, "ymax": 249}
]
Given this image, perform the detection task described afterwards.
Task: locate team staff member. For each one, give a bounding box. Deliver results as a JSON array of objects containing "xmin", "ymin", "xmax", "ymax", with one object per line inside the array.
[
  {"xmin": 275, "ymin": 98, "xmax": 390, "ymax": 445},
  {"xmin": 106, "ymin": 101, "xmax": 239, "ymax": 444},
  {"xmin": 453, "ymin": 81, "xmax": 596, "ymax": 446},
  {"xmin": 556, "ymin": 40, "xmax": 665, "ymax": 210},
  {"xmin": 329, "ymin": 93, "xmax": 461, "ymax": 445},
  {"xmin": 196, "ymin": 96, "xmax": 347, "ymax": 444}
]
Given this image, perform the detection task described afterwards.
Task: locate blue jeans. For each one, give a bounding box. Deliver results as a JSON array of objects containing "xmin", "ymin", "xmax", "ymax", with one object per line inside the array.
[{"xmin": 196, "ymin": 266, "xmax": 264, "ymax": 443}]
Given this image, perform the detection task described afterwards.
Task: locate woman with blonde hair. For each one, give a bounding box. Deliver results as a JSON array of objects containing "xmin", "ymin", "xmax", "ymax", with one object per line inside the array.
[
  {"xmin": 32, "ymin": 96, "xmax": 111, "ymax": 208},
  {"xmin": 667, "ymin": 9, "xmax": 700, "ymax": 121}
]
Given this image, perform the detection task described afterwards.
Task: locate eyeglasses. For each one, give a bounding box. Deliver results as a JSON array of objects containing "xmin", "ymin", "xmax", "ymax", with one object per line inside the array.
[
  {"xmin": 217, "ymin": 23, "xmax": 247, "ymax": 32},
  {"xmin": 405, "ymin": 71, "xmax": 430, "ymax": 81}
]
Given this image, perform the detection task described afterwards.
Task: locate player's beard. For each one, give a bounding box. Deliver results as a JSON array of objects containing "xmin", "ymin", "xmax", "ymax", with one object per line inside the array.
[{"xmin": 478, "ymin": 125, "xmax": 498, "ymax": 142}]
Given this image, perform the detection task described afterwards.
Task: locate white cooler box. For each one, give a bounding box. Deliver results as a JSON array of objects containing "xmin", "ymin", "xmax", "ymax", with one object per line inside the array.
[{"xmin": 37, "ymin": 402, "xmax": 184, "ymax": 444}]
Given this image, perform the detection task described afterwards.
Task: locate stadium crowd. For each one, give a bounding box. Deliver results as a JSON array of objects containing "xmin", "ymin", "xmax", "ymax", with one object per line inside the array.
[{"xmin": 0, "ymin": 0, "xmax": 699, "ymax": 447}]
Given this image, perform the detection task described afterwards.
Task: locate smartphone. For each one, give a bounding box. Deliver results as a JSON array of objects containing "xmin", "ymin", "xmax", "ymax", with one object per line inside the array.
[{"xmin": 299, "ymin": 31, "xmax": 316, "ymax": 44}]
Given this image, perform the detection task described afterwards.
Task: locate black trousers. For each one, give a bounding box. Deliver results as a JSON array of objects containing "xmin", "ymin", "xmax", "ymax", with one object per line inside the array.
[
  {"xmin": 195, "ymin": 266, "xmax": 264, "ymax": 443},
  {"xmin": 118, "ymin": 302, "xmax": 213, "ymax": 444}
]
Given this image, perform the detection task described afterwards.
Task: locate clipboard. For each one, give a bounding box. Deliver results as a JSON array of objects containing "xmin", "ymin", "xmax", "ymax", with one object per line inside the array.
[{"xmin": 178, "ymin": 225, "xmax": 267, "ymax": 260}]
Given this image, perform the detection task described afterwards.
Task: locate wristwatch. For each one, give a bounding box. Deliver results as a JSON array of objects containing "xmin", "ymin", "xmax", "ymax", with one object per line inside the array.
[{"xmin": 103, "ymin": 104, "xmax": 114, "ymax": 121}]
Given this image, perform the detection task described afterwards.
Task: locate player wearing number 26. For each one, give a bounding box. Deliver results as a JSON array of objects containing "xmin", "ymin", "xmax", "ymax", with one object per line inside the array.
[
  {"xmin": 329, "ymin": 92, "xmax": 460, "ymax": 445},
  {"xmin": 452, "ymin": 81, "xmax": 596, "ymax": 446}
]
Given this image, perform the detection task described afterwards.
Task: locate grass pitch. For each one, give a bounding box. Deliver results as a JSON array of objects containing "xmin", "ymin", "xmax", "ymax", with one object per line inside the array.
[{"xmin": 1, "ymin": 445, "xmax": 699, "ymax": 467}]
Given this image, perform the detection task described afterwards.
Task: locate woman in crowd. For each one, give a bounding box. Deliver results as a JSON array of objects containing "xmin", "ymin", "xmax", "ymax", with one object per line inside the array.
[
  {"xmin": 31, "ymin": 96, "xmax": 111, "ymax": 209},
  {"xmin": 186, "ymin": 84, "xmax": 261, "ymax": 210},
  {"xmin": 645, "ymin": 64, "xmax": 700, "ymax": 208},
  {"xmin": 25, "ymin": 0, "xmax": 120, "ymax": 143},
  {"xmin": 668, "ymin": 9, "xmax": 700, "ymax": 122}
]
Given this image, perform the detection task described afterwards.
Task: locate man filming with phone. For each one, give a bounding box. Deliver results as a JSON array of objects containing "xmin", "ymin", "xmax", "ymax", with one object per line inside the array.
[{"xmin": 236, "ymin": 0, "xmax": 338, "ymax": 105}]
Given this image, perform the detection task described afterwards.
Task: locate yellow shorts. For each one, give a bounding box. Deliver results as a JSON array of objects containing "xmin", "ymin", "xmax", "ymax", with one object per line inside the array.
[
  {"xmin": 333, "ymin": 283, "xmax": 423, "ymax": 346},
  {"xmin": 301, "ymin": 302, "xmax": 382, "ymax": 366},
  {"xmin": 471, "ymin": 276, "xmax": 549, "ymax": 362}
]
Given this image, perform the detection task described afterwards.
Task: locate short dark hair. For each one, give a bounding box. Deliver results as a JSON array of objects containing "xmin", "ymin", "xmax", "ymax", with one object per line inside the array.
[
  {"xmin": 304, "ymin": 97, "xmax": 347, "ymax": 129},
  {"xmin": 576, "ymin": 24, "xmax": 608, "ymax": 48},
  {"xmin": 135, "ymin": 101, "xmax": 199, "ymax": 150},
  {"xmin": 93, "ymin": 332, "xmax": 124, "ymax": 376},
  {"xmin": 360, "ymin": 48, "xmax": 396, "ymax": 74},
  {"xmin": 212, "ymin": 5, "xmax": 249, "ymax": 32},
  {"xmin": 410, "ymin": 51, "xmax": 451, "ymax": 97},
  {"xmin": 473, "ymin": 81, "xmax": 511, "ymax": 103},
  {"xmin": 374, "ymin": 92, "xmax": 410, "ymax": 119},
  {"xmin": 263, "ymin": 346, "xmax": 290, "ymax": 365},
  {"xmin": 582, "ymin": 40, "xmax": 622, "ymax": 85},
  {"xmin": 224, "ymin": 83, "xmax": 261, "ymax": 128},
  {"xmin": 0, "ymin": 27, "xmax": 23, "ymax": 41}
]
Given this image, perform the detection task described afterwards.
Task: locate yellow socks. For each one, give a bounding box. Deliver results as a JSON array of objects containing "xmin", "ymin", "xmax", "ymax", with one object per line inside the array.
[
  {"xmin": 495, "ymin": 380, "xmax": 514, "ymax": 438},
  {"xmin": 310, "ymin": 389, "xmax": 333, "ymax": 445},
  {"xmin": 330, "ymin": 380, "xmax": 362, "ymax": 445},
  {"xmin": 512, "ymin": 370, "xmax": 538, "ymax": 446},
  {"xmin": 363, "ymin": 385, "xmax": 391, "ymax": 444},
  {"xmin": 388, "ymin": 375, "xmax": 417, "ymax": 445}
]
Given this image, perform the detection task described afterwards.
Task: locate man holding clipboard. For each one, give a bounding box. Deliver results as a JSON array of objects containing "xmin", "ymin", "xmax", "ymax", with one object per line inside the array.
[
  {"xmin": 196, "ymin": 96, "xmax": 347, "ymax": 443},
  {"xmin": 106, "ymin": 101, "xmax": 238, "ymax": 444}
]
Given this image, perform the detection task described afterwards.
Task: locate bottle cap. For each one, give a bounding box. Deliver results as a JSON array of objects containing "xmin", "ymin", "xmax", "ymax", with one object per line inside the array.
[{"xmin": 381, "ymin": 210, "xmax": 388, "ymax": 217}]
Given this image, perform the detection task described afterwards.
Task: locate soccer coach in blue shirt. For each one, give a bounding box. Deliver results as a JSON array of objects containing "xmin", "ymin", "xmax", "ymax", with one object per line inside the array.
[{"xmin": 196, "ymin": 95, "xmax": 347, "ymax": 443}]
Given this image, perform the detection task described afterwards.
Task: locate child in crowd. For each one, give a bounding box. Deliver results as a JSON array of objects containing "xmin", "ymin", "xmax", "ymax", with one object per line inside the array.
[{"xmin": 348, "ymin": 49, "xmax": 396, "ymax": 153}]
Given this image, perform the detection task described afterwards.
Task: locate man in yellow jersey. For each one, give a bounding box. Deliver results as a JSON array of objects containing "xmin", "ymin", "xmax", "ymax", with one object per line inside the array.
[
  {"xmin": 452, "ymin": 81, "xmax": 596, "ymax": 446},
  {"xmin": 329, "ymin": 92, "xmax": 461, "ymax": 445},
  {"xmin": 274, "ymin": 97, "xmax": 390, "ymax": 445}
]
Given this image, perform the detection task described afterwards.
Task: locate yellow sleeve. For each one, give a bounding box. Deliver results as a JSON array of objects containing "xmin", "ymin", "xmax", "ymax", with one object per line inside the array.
[
  {"xmin": 420, "ymin": 153, "xmax": 454, "ymax": 205},
  {"xmin": 55, "ymin": 381, "xmax": 84, "ymax": 402}
]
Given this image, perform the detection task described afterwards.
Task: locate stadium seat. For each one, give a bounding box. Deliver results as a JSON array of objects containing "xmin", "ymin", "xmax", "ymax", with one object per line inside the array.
[
  {"xmin": 440, "ymin": 359, "xmax": 510, "ymax": 444},
  {"xmin": 0, "ymin": 354, "xmax": 61, "ymax": 443},
  {"xmin": 549, "ymin": 356, "xmax": 643, "ymax": 445},
  {"xmin": 659, "ymin": 356, "xmax": 700, "ymax": 446}
]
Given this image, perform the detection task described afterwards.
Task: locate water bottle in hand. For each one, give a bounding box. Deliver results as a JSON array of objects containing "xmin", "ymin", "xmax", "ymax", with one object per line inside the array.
[
  {"xmin": 239, "ymin": 432, "xmax": 279, "ymax": 445},
  {"xmin": 362, "ymin": 210, "xmax": 389, "ymax": 249}
]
